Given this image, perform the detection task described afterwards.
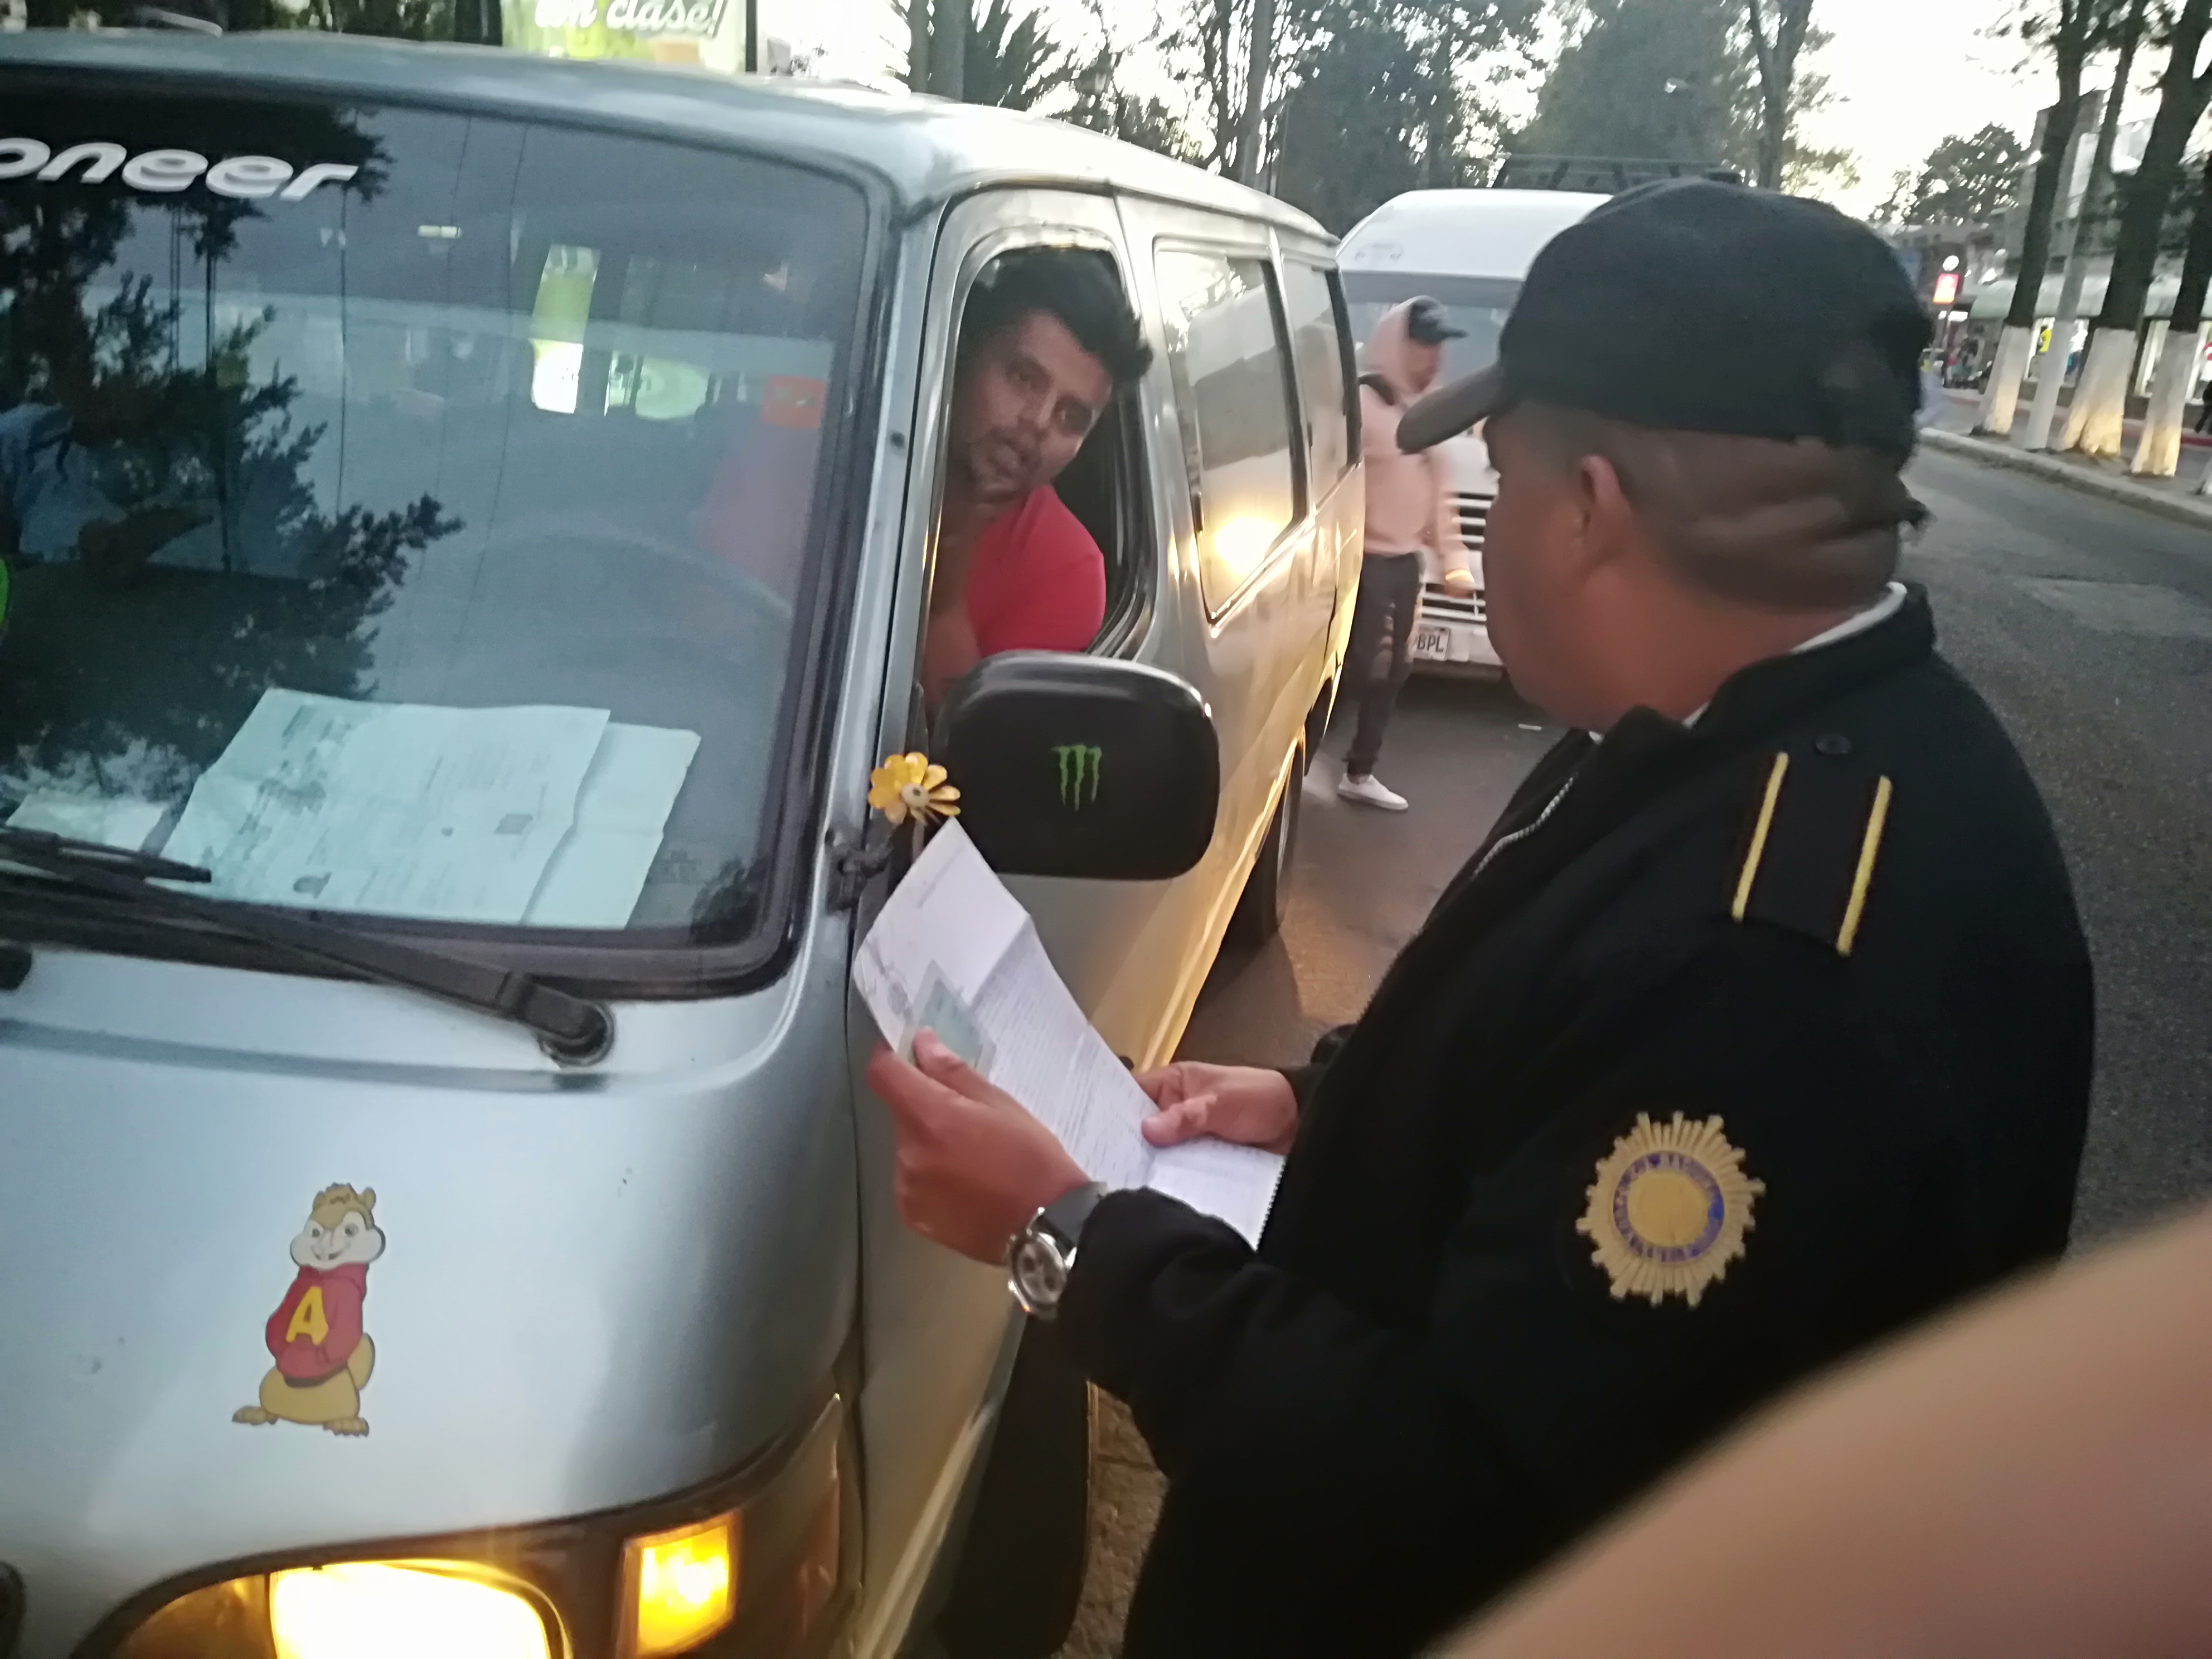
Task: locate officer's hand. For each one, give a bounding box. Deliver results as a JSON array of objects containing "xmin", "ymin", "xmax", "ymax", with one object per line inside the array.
[
  {"xmin": 866, "ymin": 1031, "xmax": 1088, "ymax": 1264},
  {"xmin": 1137, "ymin": 1062, "xmax": 1299, "ymax": 1154}
]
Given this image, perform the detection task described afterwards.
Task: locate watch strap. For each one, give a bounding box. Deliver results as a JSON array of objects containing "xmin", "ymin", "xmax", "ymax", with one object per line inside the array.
[{"xmin": 1038, "ymin": 1182, "xmax": 1108, "ymax": 1251}]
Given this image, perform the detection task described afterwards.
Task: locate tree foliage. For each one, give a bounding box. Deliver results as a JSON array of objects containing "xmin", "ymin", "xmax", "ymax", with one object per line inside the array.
[
  {"xmin": 1881, "ymin": 124, "xmax": 2028, "ymax": 225},
  {"xmin": 1514, "ymin": 0, "xmax": 1755, "ymax": 170},
  {"xmin": 1061, "ymin": 0, "xmax": 1207, "ymax": 161},
  {"xmin": 960, "ymin": 0, "xmax": 1077, "ymax": 109},
  {"xmin": 1511, "ymin": 1, "xmax": 1859, "ymax": 196},
  {"xmin": 1274, "ymin": 8, "xmax": 1448, "ymax": 225},
  {"xmin": 23, "ymin": 0, "xmax": 490, "ymax": 41},
  {"xmin": 901, "ymin": 0, "xmax": 1079, "ymax": 109},
  {"xmin": 1167, "ymin": 0, "xmax": 1255, "ymax": 174},
  {"xmin": 1266, "ymin": 0, "xmax": 1544, "ymax": 228}
]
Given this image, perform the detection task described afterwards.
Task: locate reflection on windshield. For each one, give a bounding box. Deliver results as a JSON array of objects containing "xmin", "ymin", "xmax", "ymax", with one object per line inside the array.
[
  {"xmin": 1342, "ymin": 274, "xmax": 1521, "ymax": 386},
  {"xmin": 0, "ymin": 86, "xmax": 866, "ymax": 948}
]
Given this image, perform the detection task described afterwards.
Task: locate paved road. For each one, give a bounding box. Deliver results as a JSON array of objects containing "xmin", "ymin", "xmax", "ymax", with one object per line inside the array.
[{"xmin": 1058, "ymin": 444, "xmax": 2212, "ymax": 1656}]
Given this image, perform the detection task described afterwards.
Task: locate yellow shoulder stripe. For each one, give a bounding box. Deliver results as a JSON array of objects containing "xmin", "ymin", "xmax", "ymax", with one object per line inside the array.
[
  {"xmin": 1835, "ymin": 774, "xmax": 1894, "ymax": 956},
  {"xmin": 1730, "ymin": 751, "xmax": 1790, "ymax": 921}
]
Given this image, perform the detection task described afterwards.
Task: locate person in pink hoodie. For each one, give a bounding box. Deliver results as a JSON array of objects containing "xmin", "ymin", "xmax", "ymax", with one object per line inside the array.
[{"xmin": 1340, "ymin": 298, "xmax": 1477, "ymax": 811}]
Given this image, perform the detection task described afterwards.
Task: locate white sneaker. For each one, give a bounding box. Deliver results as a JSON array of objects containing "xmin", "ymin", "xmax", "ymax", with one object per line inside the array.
[{"xmin": 1338, "ymin": 772, "xmax": 1409, "ymax": 811}]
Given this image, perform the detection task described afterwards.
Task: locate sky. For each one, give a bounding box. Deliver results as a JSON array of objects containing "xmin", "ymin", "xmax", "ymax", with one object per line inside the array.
[{"xmin": 760, "ymin": 0, "xmax": 2082, "ymax": 220}]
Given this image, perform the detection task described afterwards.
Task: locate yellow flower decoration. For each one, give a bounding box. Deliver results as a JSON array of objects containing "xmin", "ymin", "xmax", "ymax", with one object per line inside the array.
[{"xmin": 869, "ymin": 751, "xmax": 961, "ymax": 837}]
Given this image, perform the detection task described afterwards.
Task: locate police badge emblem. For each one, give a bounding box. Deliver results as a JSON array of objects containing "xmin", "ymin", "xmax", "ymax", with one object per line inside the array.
[{"xmin": 1577, "ymin": 1113, "xmax": 1763, "ymax": 1306}]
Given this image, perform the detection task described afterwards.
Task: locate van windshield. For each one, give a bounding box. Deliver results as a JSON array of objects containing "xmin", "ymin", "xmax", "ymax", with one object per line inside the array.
[
  {"xmin": 0, "ymin": 83, "xmax": 867, "ymax": 947},
  {"xmin": 1343, "ymin": 274, "xmax": 1520, "ymax": 386}
]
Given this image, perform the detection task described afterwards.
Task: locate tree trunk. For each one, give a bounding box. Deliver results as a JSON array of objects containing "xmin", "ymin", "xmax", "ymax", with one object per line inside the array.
[
  {"xmin": 2025, "ymin": 0, "xmax": 2143, "ymax": 449},
  {"xmin": 909, "ymin": 0, "xmax": 933, "ymax": 93},
  {"xmin": 2066, "ymin": 326, "xmax": 2137, "ymax": 455},
  {"xmin": 1745, "ymin": 0, "xmax": 1809, "ymax": 191},
  {"xmin": 2131, "ymin": 150, "xmax": 2212, "ymax": 474},
  {"xmin": 1209, "ymin": 0, "xmax": 1237, "ymax": 174},
  {"xmin": 449, "ymin": 0, "xmax": 498, "ymax": 44},
  {"xmin": 1979, "ymin": 69, "xmax": 2085, "ymax": 436},
  {"xmin": 935, "ymin": 0, "xmax": 967, "ymax": 99},
  {"xmin": 1756, "ymin": 90, "xmax": 1788, "ymax": 192},
  {"xmin": 1422, "ymin": 29, "xmax": 1457, "ymax": 188},
  {"xmin": 1233, "ymin": 0, "xmax": 1275, "ymax": 185},
  {"xmin": 2069, "ymin": 0, "xmax": 2211, "ymax": 458}
]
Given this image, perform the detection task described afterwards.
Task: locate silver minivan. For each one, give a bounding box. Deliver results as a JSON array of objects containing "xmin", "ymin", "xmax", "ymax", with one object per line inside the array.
[{"xmin": 0, "ymin": 33, "xmax": 1363, "ymax": 1659}]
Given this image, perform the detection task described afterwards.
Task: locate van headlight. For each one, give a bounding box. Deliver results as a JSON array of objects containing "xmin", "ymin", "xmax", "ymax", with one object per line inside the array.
[
  {"xmin": 272, "ymin": 1563, "xmax": 554, "ymax": 1659},
  {"xmin": 110, "ymin": 1392, "xmax": 848, "ymax": 1659},
  {"xmin": 114, "ymin": 1566, "xmax": 554, "ymax": 1659}
]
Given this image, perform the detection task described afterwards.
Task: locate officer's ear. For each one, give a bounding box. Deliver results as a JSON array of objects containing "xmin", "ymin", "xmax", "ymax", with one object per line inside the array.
[
  {"xmin": 1493, "ymin": 404, "xmax": 1636, "ymax": 584},
  {"xmin": 1571, "ymin": 450, "xmax": 1644, "ymax": 569}
]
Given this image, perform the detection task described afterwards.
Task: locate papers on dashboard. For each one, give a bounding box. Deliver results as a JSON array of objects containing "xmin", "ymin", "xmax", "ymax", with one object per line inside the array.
[
  {"xmin": 523, "ymin": 721, "xmax": 701, "ymax": 928},
  {"xmin": 163, "ymin": 689, "xmax": 697, "ymax": 927},
  {"xmin": 852, "ymin": 821, "xmax": 1284, "ymax": 1246},
  {"xmin": 7, "ymin": 791, "xmax": 169, "ymax": 852}
]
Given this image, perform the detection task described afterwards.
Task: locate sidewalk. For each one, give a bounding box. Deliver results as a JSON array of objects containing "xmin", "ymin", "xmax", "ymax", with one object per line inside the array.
[{"xmin": 1920, "ymin": 390, "xmax": 2212, "ymax": 531}]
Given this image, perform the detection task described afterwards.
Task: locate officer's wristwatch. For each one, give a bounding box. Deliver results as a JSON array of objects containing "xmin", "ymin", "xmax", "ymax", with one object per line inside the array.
[{"xmin": 1009, "ymin": 1183, "xmax": 1108, "ymax": 1320}]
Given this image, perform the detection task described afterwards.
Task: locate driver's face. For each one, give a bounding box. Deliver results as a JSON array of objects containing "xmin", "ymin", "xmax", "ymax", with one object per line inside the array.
[{"xmin": 949, "ymin": 309, "xmax": 1113, "ymax": 508}]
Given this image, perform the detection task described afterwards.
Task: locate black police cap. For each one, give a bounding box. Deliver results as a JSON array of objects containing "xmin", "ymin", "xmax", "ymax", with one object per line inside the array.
[{"xmin": 1398, "ymin": 178, "xmax": 1933, "ymax": 460}]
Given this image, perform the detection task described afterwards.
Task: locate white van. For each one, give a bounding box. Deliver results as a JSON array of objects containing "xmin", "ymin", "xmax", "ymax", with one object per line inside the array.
[{"xmin": 1337, "ymin": 188, "xmax": 1603, "ymax": 675}]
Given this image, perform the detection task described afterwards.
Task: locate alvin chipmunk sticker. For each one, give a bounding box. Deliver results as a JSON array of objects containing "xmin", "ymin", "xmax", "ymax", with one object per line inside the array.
[{"xmin": 233, "ymin": 1184, "xmax": 383, "ymax": 1438}]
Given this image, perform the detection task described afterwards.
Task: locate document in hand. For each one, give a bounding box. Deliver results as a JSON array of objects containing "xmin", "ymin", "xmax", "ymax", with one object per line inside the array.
[{"xmin": 852, "ymin": 822, "xmax": 1284, "ymax": 1246}]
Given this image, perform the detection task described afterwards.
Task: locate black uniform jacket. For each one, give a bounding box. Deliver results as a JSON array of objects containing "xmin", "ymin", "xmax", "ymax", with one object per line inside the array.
[{"xmin": 1059, "ymin": 588, "xmax": 2092, "ymax": 1657}]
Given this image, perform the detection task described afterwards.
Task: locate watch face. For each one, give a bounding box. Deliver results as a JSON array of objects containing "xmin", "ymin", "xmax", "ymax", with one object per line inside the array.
[{"xmin": 1012, "ymin": 1232, "xmax": 1069, "ymax": 1312}]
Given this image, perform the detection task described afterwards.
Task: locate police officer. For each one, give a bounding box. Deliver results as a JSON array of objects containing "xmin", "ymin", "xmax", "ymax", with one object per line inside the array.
[{"xmin": 867, "ymin": 180, "xmax": 2093, "ymax": 1657}]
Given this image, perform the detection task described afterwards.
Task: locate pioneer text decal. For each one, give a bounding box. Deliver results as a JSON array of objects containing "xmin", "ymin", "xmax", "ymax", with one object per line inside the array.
[{"xmin": 0, "ymin": 138, "xmax": 358, "ymax": 200}]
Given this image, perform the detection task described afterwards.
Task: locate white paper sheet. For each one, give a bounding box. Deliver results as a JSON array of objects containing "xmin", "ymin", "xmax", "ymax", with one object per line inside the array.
[
  {"xmin": 852, "ymin": 822, "xmax": 1285, "ymax": 1245},
  {"xmin": 524, "ymin": 722, "xmax": 702, "ymax": 928},
  {"xmin": 166, "ymin": 689, "xmax": 609, "ymax": 924},
  {"xmin": 6, "ymin": 792, "xmax": 170, "ymax": 852}
]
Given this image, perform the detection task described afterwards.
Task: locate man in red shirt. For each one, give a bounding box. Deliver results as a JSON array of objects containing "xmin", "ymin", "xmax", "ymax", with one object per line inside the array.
[{"xmin": 921, "ymin": 249, "xmax": 1153, "ymax": 704}]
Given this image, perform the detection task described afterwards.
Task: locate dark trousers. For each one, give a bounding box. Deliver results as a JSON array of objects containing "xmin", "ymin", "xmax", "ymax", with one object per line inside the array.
[{"xmin": 1342, "ymin": 550, "xmax": 1424, "ymax": 777}]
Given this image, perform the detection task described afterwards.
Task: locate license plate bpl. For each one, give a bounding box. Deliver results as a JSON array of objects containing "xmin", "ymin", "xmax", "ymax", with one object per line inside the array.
[{"xmin": 1413, "ymin": 624, "xmax": 1452, "ymax": 662}]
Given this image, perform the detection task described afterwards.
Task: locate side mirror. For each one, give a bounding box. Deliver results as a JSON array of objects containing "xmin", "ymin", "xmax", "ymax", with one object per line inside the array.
[{"xmin": 932, "ymin": 653, "xmax": 1220, "ymax": 881}]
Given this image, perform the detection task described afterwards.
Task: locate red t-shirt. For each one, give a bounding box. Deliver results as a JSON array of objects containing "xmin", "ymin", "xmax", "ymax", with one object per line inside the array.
[{"xmin": 966, "ymin": 487, "xmax": 1106, "ymax": 656}]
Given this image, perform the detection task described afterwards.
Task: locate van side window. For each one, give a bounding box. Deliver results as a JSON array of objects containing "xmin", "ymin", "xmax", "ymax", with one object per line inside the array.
[
  {"xmin": 1281, "ymin": 260, "xmax": 1355, "ymax": 491},
  {"xmin": 918, "ymin": 245, "xmax": 1153, "ymax": 709},
  {"xmin": 1154, "ymin": 250, "xmax": 1303, "ymax": 617}
]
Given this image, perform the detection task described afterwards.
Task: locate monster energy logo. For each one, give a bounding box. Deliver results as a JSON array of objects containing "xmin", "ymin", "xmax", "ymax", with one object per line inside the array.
[{"xmin": 1053, "ymin": 744, "xmax": 1103, "ymax": 808}]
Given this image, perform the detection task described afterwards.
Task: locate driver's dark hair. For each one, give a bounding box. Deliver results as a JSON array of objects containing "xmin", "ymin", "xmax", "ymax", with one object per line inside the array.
[{"xmin": 959, "ymin": 248, "xmax": 1154, "ymax": 387}]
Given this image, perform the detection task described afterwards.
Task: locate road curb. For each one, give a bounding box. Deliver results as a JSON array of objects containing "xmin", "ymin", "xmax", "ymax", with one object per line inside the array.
[{"xmin": 1919, "ymin": 428, "xmax": 2212, "ymax": 532}]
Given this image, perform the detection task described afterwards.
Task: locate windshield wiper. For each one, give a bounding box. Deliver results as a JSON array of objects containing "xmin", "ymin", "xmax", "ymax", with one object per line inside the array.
[
  {"xmin": 0, "ymin": 827, "xmax": 216, "ymax": 885},
  {"xmin": 0, "ymin": 827, "xmax": 613, "ymax": 1065}
]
